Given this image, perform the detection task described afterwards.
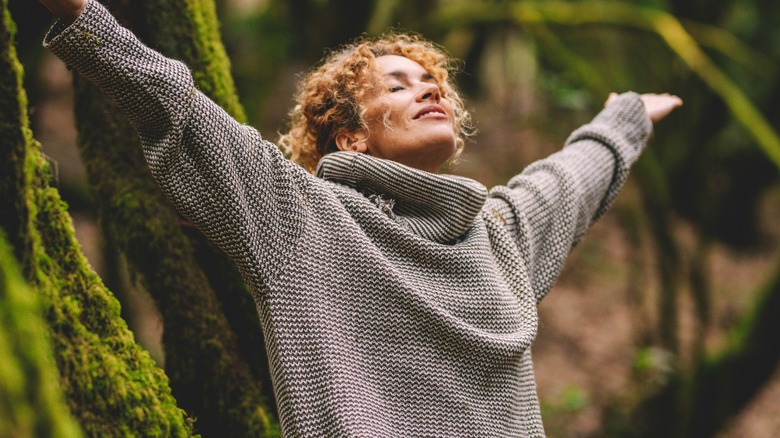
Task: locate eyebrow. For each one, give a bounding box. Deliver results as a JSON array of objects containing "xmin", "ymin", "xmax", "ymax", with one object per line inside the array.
[{"xmin": 383, "ymin": 71, "xmax": 435, "ymax": 82}]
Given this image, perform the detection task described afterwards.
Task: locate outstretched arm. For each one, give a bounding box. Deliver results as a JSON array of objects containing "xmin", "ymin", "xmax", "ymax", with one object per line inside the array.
[
  {"xmin": 487, "ymin": 91, "xmax": 682, "ymax": 303},
  {"xmin": 39, "ymin": 0, "xmax": 310, "ymax": 289}
]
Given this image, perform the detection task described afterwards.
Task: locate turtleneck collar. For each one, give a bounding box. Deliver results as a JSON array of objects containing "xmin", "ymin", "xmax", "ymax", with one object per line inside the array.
[{"xmin": 316, "ymin": 151, "xmax": 488, "ymax": 243}]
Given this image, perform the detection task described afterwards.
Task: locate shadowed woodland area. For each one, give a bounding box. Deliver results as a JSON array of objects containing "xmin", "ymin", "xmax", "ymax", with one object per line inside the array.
[{"xmin": 2, "ymin": 0, "xmax": 780, "ymax": 436}]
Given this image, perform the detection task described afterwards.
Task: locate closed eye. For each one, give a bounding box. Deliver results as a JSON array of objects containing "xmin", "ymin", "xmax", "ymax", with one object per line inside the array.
[{"xmin": 389, "ymin": 85, "xmax": 404, "ymax": 92}]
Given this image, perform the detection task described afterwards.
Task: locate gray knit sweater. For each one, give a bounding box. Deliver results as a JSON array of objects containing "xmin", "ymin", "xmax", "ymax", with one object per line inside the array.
[{"xmin": 45, "ymin": 1, "xmax": 652, "ymax": 436}]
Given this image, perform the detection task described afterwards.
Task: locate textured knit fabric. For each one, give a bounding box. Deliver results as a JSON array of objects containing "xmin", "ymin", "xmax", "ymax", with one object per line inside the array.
[{"xmin": 44, "ymin": 2, "xmax": 652, "ymax": 436}]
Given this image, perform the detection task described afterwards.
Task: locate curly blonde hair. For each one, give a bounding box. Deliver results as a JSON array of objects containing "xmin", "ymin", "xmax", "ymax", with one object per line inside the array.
[{"xmin": 278, "ymin": 32, "xmax": 473, "ymax": 173}]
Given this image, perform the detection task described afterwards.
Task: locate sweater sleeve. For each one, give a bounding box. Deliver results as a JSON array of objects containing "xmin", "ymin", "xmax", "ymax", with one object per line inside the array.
[
  {"xmin": 486, "ymin": 92, "xmax": 651, "ymax": 303},
  {"xmin": 43, "ymin": 0, "xmax": 309, "ymax": 289}
]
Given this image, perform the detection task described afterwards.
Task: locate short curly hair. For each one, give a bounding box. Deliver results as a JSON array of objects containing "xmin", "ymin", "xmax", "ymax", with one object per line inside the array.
[{"xmin": 278, "ymin": 32, "xmax": 473, "ymax": 173}]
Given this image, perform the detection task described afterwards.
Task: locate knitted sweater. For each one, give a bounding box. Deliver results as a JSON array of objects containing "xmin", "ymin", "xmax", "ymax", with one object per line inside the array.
[{"xmin": 45, "ymin": 1, "xmax": 652, "ymax": 436}]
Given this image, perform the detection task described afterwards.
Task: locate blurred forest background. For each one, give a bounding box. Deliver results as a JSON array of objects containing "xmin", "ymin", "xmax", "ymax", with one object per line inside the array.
[{"xmin": 3, "ymin": 0, "xmax": 780, "ymax": 436}]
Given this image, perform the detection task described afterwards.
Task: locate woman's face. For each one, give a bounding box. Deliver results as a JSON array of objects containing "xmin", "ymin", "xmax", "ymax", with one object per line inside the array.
[{"xmin": 339, "ymin": 55, "xmax": 457, "ymax": 173}]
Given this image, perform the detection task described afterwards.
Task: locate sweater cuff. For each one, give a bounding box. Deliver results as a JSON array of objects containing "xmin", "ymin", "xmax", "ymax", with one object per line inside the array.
[
  {"xmin": 562, "ymin": 92, "xmax": 652, "ymax": 222},
  {"xmin": 43, "ymin": 0, "xmax": 117, "ymax": 74},
  {"xmin": 564, "ymin": 91, "xmax": 652, "ymax": 164}
]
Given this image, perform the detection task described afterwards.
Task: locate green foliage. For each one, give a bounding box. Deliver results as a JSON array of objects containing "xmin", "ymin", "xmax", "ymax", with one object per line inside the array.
[
  {"xmin": 26, "ymin": 166, "xmax": 193, "ymax": 436},
  {"xmin": 539, "ymin": 384, "xmax": 592, "ymax": 437},
  {"xmin": 560, "ymin": 385, "xmax": 590, "ymax": 412},
  {"xmin": 437, "ymin": 1, "xmax": 780, "ymax": 170},
  {"xmin": 220, "ymin": 3, "xmax": 295, "ymax": 131},
  {"xmin": 632, "ymin": 346, "xmax": 675, "ymax": 389}
]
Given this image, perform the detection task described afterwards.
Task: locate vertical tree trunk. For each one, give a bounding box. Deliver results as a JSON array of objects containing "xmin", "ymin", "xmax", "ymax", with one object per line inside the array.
[
  {"xmin": 0, "ymin": 0, "xmax": 193, "ymax": 435},
  {"xmin": 634, "ymin": 154, "xmax": 682, "ymax": 354}
]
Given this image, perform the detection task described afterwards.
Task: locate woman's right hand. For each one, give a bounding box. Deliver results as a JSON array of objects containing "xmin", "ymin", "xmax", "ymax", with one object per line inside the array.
[{"xmin": 38, "ymin": 0, "xmax": 87, "ymax": 23}]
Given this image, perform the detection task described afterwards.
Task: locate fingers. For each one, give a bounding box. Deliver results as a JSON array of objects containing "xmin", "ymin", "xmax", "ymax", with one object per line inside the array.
[{"xmin": 641, "ymin": 93, "xmax": 683, "ymax": 124}]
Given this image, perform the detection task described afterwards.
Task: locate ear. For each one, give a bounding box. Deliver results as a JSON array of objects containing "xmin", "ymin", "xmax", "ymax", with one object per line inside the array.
[{"xmin": 335, "ymin": 131, "xmax": 368, "ymax": 153}]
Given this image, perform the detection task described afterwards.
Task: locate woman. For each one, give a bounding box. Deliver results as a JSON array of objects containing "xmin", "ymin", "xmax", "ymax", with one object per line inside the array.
[{"xmin": 39, "ymin": 0, "xmax": 682, "ymax": 435}]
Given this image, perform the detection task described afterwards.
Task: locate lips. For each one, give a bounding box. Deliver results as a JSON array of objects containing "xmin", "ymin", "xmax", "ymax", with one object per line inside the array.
[{"xmin": 414, "ymin": 105, "xmax": 447, "ymax": 119}]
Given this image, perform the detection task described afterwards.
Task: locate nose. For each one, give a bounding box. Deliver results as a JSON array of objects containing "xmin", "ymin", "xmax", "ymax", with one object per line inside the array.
[{"xmin": 417, "ymin": 83, "xmax": 441, "ymax": 103}]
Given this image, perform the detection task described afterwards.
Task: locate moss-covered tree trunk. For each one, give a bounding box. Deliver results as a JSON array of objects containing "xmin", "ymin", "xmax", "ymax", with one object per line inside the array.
[
  {"xmin": 71, "ymin": 0, "xmax": 278, "ymax": 436},
  {"xmin": 0, "ymin": 0, "xmax": 193, "ymax": 435}
]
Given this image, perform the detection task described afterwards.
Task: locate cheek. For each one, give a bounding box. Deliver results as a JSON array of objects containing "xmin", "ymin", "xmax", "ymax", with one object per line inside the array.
[
  {"xmin": 365, "ymin": 96, "xmax": 390, "ymax": 123},
  {"xmin": 378, "ymin": 103, "xmax": 404, "ymax": 133},
  {"xmin": 446, "ymin": 103, "xmax": 458, "ymax": 131},
  {"xmin": 443, "ymin": 99, "xmax": 456, "ymax": 117}
]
